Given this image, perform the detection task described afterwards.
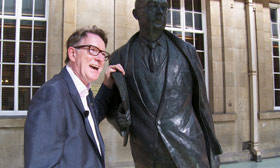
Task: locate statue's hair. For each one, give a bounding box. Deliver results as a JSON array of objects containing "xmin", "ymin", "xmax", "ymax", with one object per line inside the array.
[{"xmin": 64, "ymin": 25, "xmax": 108, "ymax": 64}]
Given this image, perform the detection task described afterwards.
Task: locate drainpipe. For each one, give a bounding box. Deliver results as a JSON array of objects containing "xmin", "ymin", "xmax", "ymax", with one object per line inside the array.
[{"xmin": 245, "ymin": 0, "xmax": 262, "ymax": 162}]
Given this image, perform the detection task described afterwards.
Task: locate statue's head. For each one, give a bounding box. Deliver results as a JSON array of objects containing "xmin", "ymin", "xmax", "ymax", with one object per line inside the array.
[{"xmin": 133, "ymin": 0, "xmax": 169, "ymax": 41}]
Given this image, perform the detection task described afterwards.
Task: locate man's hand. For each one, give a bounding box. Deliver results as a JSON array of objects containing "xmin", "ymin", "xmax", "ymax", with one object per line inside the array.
[{"xmin": 103, "ymin": 64, "xmax": 125, "ymax": 89}]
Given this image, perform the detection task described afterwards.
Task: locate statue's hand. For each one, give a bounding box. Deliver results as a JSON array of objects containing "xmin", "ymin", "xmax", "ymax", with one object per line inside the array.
[{"xmin": 117, "ymin": 104, "xmax": 131, "ymax": 136}]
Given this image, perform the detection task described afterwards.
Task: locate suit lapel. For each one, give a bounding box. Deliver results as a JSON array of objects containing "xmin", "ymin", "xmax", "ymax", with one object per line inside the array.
[
  {"xmin": 127, "ymin": 39, "xmax": 153, "ymax": 116},
  {"xmin": 61, "ymin": 67, "xmax": 105, "ymax": 166},
  {"xmin": 156, "ymin": 39, "xmax": 179, "ymax": 120}
]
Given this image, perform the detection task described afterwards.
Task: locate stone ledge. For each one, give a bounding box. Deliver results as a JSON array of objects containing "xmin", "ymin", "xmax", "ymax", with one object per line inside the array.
[
  {"xmin": 0, "ymin": 117, "xmax": 26, "ymax": 128},
  {"xmin": 213, "ymin": 113, "xmax": 237, "ymax": 122},
  {"xmin": 258, "ymin": 111, "xmax": 280, "ymax": 120}
]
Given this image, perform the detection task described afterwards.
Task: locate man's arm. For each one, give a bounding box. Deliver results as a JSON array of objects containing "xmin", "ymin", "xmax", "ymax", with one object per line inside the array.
[{"xmin": 24, "ymin": 85, "xmax": 66, "ymax": 168}]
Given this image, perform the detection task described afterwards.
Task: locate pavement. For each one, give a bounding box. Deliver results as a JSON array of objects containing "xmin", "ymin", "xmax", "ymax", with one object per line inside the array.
[{"xmin": 221, "ymin": 157, "xmax": 280, "ymax": 168}]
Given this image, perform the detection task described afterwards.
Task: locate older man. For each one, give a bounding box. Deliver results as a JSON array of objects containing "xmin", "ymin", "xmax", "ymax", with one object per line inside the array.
[
  {"xmin": 24, "ymin": 26, "xmax": 124, "ymax": 168},
  {"xmin": 107, "ymin": 0, "xmax": 222, "ymax": 167}
]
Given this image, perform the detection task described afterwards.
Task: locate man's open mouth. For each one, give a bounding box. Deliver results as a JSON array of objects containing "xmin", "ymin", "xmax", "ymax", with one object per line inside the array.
[{"xmin": 90, "ymin": 64, "xmax": 99, "ymax": 71}]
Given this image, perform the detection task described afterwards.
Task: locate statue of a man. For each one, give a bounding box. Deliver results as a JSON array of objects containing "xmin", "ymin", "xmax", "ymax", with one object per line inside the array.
[{"xmin": 106, "ymin": 0, "xmax": 222, "ymax": 167}]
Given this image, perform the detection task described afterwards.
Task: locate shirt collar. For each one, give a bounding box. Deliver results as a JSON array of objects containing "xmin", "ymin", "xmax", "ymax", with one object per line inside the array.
[
  {"xmin": 66, "ymin": 65, "xmax": 91, "ymax": 97},
  {"xmin": 139, "ymin": 34, "xmax": 167, "ymax": 49}
]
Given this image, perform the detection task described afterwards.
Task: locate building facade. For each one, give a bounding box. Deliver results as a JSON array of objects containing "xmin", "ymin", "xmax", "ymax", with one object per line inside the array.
[{"xmin": 0, "ymin": 0, "xmax": 280, "ymax": 167}]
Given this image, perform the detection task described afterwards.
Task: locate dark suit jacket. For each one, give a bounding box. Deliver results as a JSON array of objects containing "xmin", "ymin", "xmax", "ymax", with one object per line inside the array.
[
  {"xmin": 24, "ymin": 67, "xmax": 112, "ymax": 168},
  {"xmin": 108, "ymin": 30, "xmax": 222, "ymax": 168}
]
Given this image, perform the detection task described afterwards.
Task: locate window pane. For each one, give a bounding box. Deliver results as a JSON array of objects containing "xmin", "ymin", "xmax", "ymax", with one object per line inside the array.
[
  {"xmin": 195, "ymin": 13, "xmax": 202, "ymax": 30},
  {"xmin": 185, "ymin": 0, "xmax": 192, "ymax": 11},
  {"xmin": 272, "ymin": 24, "xmax": 278, "ymax": 38},
  {"xmin": 274, "ymin": 58, "xmax": 280, "ymax": 73},
  {"xmin": 195, "ymin": 33, "xmax": 204, "ymax": 50},
  {"xmin": 34, "ymin": 21, "xmax": 46, "ymax": 41},
  {"xmin": 185, "ymin": 12, "xmax": 193, "ymax": 29},
  {"xmin": 20, "ymin": 20, "xmax": 32, "ymax": 40},
  {"xmin": 4, "ymin": 19, "xmax": 16, "ymax": 40},
  {"xmin": 33, "ymin": 65, "xmax": 45, "ymax": 86},
  {"xmin": 166, "ymin": 10, "xmax": 171, "ymax": 27},
  {"xmin": 173, "ymin": 10, "xmax": 181, "ymax": 28},
  {"xmin": 194, "ymin": 0, "xmax": 201, "ymax": 12},
  {"xmin": 18, "ymin": 88, "xmax": 30, "ymax": 110},
  {"xmin": 273, "ymin": 41, "xmax": 279, "ymax": 56},
  {"xmin": 35, "ymin": 0, "xmax": 45, "ymax": 17},
  {"xmin": 2, "ymin": 65, "xmax": 14, "ymax": 85},
  {"xmin": 173, "ymin": 31, "xmax": 182, "ymax": 39},
  {"xmin": 0, "ymin": 19, "xmax": 2, "ymax": 39},
  {"xmin": 3, "ymin": 42, "xmax": 15, "ymax": 63},
  {"xmin": 0, "ymin": 0, "xmax": 2, "ymax": 15},
  {"xmin": 20, "ymin": 42, "xmax": 32, "ymax": 63},
  {"xmin": 22, "ymin": 0, "xmax": 33, "ymax": 17},
  {"xmin": 2, "ymin": 87, "xmax": 14, "ymax": 110},
  {"xmin": 275, "ymin": 74, "xmax": 280, "ymax": 89},
  {"xmin": 4, "ymin": 0, "xmax": 15, "ymax": 15},
  {"xmin": 33, "ymin": 43, "xmax": 46, "ymax": 63},
  {"xmin": 276, "ymin": 91, "xmax": 280, "ymax": 106},
  {"xmin": 172, "ymin": 0, "xmax": 180, "ymax": 9},
  {"xmin": 19, "ymin": 65, "xmax": 31, "ymax": 86},
  {"xmin": 271, "ymin": 8, "xmax": 277, "ymax": 23},
  {"xmin": 185, "ymin": 32, "xmax": 193, "ymax": 44},
  {"xmin": 197, "ymin": 52, "xmax": 204, "ymax": 69}
]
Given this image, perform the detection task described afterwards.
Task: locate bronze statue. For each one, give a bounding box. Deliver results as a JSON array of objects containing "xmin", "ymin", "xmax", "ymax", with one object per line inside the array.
[{"xmin": 105, "ymin": 0, "xmax": 222, "ymax": 167}]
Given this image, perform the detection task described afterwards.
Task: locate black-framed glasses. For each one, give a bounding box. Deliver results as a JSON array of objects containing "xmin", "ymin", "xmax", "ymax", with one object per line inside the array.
[{"xmin": 73, "ymin": 45, "xmax": 110, "ymax": 61}]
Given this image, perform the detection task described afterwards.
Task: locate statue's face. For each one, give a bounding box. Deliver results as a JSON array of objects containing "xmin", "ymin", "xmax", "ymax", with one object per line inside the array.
[{"xmin": 134, "ymin": 0, "xmax": 169, "ymax": 41}]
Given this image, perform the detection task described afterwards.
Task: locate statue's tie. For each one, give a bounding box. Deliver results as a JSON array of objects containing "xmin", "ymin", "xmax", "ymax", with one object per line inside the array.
[{"xmin": 148, "ymin": 43, "xmax": 156, "ymax": 73}]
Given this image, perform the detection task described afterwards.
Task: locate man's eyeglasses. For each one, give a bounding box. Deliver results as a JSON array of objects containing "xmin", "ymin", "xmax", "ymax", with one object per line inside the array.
[{"xmin": 73, "ymin": 45, "xmax": 110, "ymax": 61}]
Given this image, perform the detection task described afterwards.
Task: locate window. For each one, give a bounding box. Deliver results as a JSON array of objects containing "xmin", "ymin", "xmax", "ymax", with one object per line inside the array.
[
  {"xmin": 270, "ymin": 5, "xmax": 280, "ymax": 110},
  {"xmin": 0, "ymin": 0, "xmax": 48, "ymax": 115},
  {"xmin": 166, "ymin": 0, "xmax": 208, "ymax": 92}
]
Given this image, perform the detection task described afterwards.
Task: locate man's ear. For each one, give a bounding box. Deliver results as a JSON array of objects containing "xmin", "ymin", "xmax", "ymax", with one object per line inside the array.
[
  {"xmin": 133, "ymin": 9, "xmax": 138, "ymax": 20},
  {"xmin": 68, "ymin": 47, "xmax": 76, "ymax": 62}
]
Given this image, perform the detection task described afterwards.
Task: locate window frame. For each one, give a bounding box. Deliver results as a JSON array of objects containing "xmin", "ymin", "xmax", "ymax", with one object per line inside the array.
[
  {"xmin": 0, "ymin": 0, "xmax": 49, "ymax": 116},
  {"xmin": 165, "ymin": 0, "xmax": 209, "ymax": 96},
  {"xmin": 270, "ymin": 3, "xmax": 280, "ymax": 110}
]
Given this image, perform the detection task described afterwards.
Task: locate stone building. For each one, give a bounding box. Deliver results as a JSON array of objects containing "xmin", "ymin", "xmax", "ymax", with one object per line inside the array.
[{"xmin": 0, "ymin": 0, "xmax": 280, "ymax": 167}]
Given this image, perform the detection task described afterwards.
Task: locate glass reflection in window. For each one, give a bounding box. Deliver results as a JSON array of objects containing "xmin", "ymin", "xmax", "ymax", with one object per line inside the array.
[
  {"xmin": 18, "ymin": 88, "xmax": 30, "ymax": 110},
  {"xmin": 19, "ymin": 65, "xmax": 31, "ymax": 86},
  {"xmin": 2, "ymin": 87, "xmax": 14, "ymax": 110},
  {"xmin": 4, "ymin": 0, "xmax": 15, "ymax": 16},
  {"xmin": 195, "ymin": 33, "xmax": 204, "ymax": 50},
  {"xmin": 4, "ymin": 19, "xmax": 16, "ymax": 40},
  {"xmin": 2, "ymin": 65, "xmax": 14, "ymax": 86},
  {"xmin": 3, "ymin": 42, "xmax": 15, "ymax": 63},
  {"xmin": 33, "ymin": 43, "xmax": 46, "ymax": 63},
  {"xmin": 22, "ymin": 0, "xmax": 33, "ymax": 16},
  {"xmin": 173, "ymin": 10, "xmax": 181, "ymax": 28},
  {"xmin": 20, "ymin": 20, "xmax": 32, "ymax": 40},
  {"xmin": 20, "ymin": 42, "xmax": 32, "ymax": 63},
  {"xmin": 34, "ymin": 21, "xmax": 46, "ymax": 41},
  {"xmin": 33, "ymin": 65, "xmax": 45, "ymax": 86},
  {"xmin": 35, "ymin": 0, "xmax": 45, "ymax": 17},
  {"xmin": 185, "ymin": 12, "xmax": 193, "ymax": 29},
  {"xmin": 195, "ymin": 14, "xmax": 202, "ymax": 30}
]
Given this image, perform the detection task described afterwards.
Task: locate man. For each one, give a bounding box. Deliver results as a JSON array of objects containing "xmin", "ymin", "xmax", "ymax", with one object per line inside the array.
[
  {"xmin": 106, "ymin": 0, "xmax": 222, "ymax": 167},
  {"xmin": 24, "ymin": 26, "xmax": 124, "ymax": 168}
]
